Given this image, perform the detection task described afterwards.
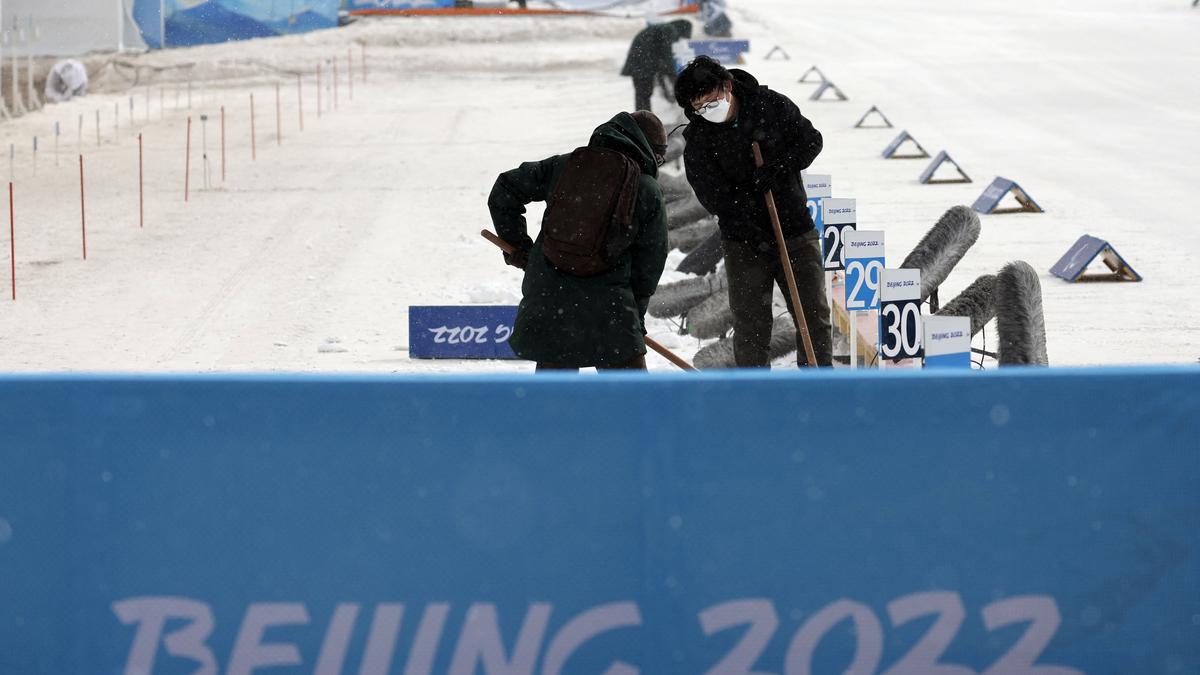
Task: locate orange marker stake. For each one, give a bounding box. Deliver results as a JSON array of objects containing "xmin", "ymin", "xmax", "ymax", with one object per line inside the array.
[
  {"xmin": 79, "ymin": 155, "xmax": 87, "ymax": 260},
  {"xmin": 185, "ymin": 117, "xmax": 192, "ymax": 202},
  {"xmin": 250, "ymin": 93, "xmax": 257, "ymax": 161}
]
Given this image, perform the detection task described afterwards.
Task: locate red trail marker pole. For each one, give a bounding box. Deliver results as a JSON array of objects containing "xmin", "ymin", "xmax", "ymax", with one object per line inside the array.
[
  {"xmin": 185, "ymin": 117, "xmax": 192, "ymax": 202},
  {"xmin": 138, "ymin": 133, "xmax": 144, "ymax": 228},
  {"xmin": 250, "ymin": 94, "xmax": 257, "ymax": 161},
  {"xmin": 275, "ymin": 82, "xmax": 282, "ymax": 146},
  {"xmin": 8, "ymin": 182, "xmax": 14, "ymax": 300},
  {"xmin": 297, "ymin": 74, "xmax": 304, "ymax": 132},
  {"xmin": 79, "ymin": 155, "xmax": 87, "ymax": 260},
  {"xmin": 220, "ymin": 105, "xmax": 226, "ymax": 182}
]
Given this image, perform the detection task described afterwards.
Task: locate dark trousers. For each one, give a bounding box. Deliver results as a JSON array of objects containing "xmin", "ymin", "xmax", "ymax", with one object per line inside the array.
[
  {"xmin": 632, "ymin": 73, "xmax": 674, "ymax": 112},
  {"xmin": 536, "ymin": 355, "xmax": 647, "ymax": 372},
  {"xmin": 723, "ymin": 231, "xmax": 833, "ymax": 367}
]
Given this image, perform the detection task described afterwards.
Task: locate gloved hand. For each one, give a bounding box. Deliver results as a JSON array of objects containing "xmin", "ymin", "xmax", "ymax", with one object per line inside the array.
[
  {"xmin": 752, "ymin": 163, "xmax": 786, "ymax": 194},
  {"xmin": 504, "ymin": 248, "xmax": 529, "ymax": 270}
]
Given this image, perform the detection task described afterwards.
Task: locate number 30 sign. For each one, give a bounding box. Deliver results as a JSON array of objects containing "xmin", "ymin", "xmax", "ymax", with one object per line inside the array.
[{"xmin": 879, "ymin": 268, "xmax": 923, "ymax": 360}]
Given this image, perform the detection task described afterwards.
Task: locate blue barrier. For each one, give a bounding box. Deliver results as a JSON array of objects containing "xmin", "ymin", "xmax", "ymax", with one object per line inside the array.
[
  {"xmin": 1, "ymin": 368, "xmax": 1197, "ymax": 674},
  {"xmin": 158, "ymin": 0, "xmax": 338, "ymax": 48}
]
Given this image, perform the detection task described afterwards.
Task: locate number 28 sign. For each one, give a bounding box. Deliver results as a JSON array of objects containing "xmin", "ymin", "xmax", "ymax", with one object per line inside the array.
[{"xmin": 843, "ymin": 230, "xmax": 885, "ymax": 311}]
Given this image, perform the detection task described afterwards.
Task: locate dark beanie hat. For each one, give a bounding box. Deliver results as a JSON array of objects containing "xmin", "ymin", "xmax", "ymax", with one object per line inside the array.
[{"xmin": 630, "ymin": 110, "xmax": 668, "ymax": 153}]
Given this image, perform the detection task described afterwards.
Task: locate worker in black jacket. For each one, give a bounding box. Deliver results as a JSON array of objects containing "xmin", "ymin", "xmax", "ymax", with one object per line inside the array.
[
  {"xmin": 674, "ymin": 55, "xmax": 832, "ymax": 367},
  {"xmin": 621, "ymin": 20, "xmax": 693, "ymax": 112}
]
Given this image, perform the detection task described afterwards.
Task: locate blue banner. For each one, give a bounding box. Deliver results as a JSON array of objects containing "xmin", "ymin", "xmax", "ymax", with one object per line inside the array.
[
  {"xmin": 160, "ymin": 0, "xmax": 338, "ymax": 48},
  {"xmin": 0, "ymin": 368, "xmax": 1197, "ymax": 674},
  {"xmin": 409, "ymin": 305, "xmax": 519, "ymax": 359}
]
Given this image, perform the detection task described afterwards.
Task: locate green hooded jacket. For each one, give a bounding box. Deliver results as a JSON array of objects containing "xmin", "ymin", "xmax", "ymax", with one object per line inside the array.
[{"xmin": 487, "ymin": 113, "xmax": 669, "ymax": 367}]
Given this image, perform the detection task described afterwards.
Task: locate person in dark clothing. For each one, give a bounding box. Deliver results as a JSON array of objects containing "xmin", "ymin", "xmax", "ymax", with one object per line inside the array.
[
  {"xmin": 673, "ymin": 55, "xmax": 832, "ymax": 368},
  {"xmin": 698, "ymin": 0, "xmax": 733, "ymax": 37},
  {"xmin": 488, "ymin": 111, "xmax": 670, "ymax": 371},
  {"xmin": 621, "ymin": 20, "xmax": 693, "ymax": 112}
]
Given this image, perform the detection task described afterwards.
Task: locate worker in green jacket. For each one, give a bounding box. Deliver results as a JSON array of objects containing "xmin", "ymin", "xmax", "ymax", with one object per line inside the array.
[{"xmin": 488, "ymin": 112, "xmax": 669, "ymax": 371}]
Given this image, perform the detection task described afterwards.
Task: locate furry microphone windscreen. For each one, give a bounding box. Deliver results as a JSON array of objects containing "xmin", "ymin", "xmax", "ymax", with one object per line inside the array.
[
  {"xmin": 667, "ymin": 194, "xmax": 713, "ymax": 230},
  {"xmin": 648, "ymin": 271, "xmax": 727, "ymax": 318},
  {"xmin": 935, "ymin": 274, "xmax": 997, "ymax": 336},
  {"xmin": 677, "ymin": 230, "xmax": 725, "ymax": 276},
  {"xmin": 995, "ymin": 260, "xmax": 1050, "ymax": 366},
  {"xmin": 900, "ymin": 205, "xmax": 981, "ymax": 301},
  {"xmin": 657, "ymin": 170, "xmax": 696, "ymax": 203},
  {"xmin": 687, "ymin": 287, "xmax": 736, "ymax": 339},
  {"xmin": 668, "ymin": 218, "xmax": 719, "ymax": 253},
  {"xmin": 693, "ymin": 316, "xmax": 795, "ymax": 369}
]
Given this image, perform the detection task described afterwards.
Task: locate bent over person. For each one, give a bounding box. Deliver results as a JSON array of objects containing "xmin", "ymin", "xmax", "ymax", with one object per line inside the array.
[
  {"xmin": 488, "ymin": 111, "xmax": 669, "ymax": 371},
  {"xmin": 621, "ymin": 20, "xmax": 693, "ymax": 112},
  {"xmin": 674, "ymin": 55, "xmax": 832, "ymax": 367}
]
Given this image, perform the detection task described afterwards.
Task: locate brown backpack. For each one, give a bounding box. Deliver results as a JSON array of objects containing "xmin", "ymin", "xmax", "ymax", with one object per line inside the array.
[{"xmin": 541, "ymin": 146, "xmax": 642, "ymax": 277}]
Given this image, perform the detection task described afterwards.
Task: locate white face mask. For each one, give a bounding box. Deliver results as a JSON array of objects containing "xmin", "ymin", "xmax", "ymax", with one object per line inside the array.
[{"xmin": 696, "ymin": 90, "xmax": 732, "ymax": 124}]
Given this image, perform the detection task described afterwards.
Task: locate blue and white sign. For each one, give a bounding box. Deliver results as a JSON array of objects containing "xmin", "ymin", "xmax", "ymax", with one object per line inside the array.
[
  {"xmin": 677, "ymin": 39, "xmax": 750, "ymax": 66},
  {"xmin": 923, "ymin": 315, "xmax": 971, "ymax": 368},
  {"xmin": 408, "ymin": 305, "xmax": 518, "ymax": 359},
  {"xmin": 0, "ymin": 369, "xmax": 1198, "ymax": 673},
  {"xmin": 346, "ymin": 0, "xmax": 454, "ymax": 11},
  {"xmin": 972, "ymin": 176, "xmax": 1044, "ymax": 214},
  {"xmin": 803, "ymin": 172, "xmax": 832, "ymax": 233},
  {"xmin": 843, "ymin": 230, "xmax": 884, "ymax": 311},
  {"xmin": 879, "ymin": 268, "xmax": 923, "ymax": 360},
  {"xmin": 1049, "ymin": 234, "xmax": 1142, "ymax": 282},
  {"xmin": 820, "ymin": 197, "xmax": 855, "ymax": 271}
]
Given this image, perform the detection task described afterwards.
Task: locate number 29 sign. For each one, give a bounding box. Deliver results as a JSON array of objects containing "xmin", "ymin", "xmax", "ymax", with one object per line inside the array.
[{"xmin": 843, "ymin": 230, "xmax": 885, "ymax": 312}]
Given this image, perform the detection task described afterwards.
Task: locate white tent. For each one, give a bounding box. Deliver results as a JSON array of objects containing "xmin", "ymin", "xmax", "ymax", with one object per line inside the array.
[{"xmin": 1, "ymin": 0, "xmax": 148, "ymax": 57}]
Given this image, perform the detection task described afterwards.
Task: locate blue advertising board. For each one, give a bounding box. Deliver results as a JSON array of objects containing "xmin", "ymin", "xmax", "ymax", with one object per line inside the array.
[
  {"xmin": 686, "ymin": 39, "xmax": 751, "ymax": 65},
  {"xmin": 409, "ymin": 305, "xmax": 519, "ymax": 359},
  {"xmin": 346, "ymin": 0, "xmax": 455, "ymax": 10},
  {"xmin": 0, "ymin": 368, "xmax": 1198, "ymax": 674},
  {"xmin": 159, "ymin": 0, "xmax": 338, "ymax": 48}
]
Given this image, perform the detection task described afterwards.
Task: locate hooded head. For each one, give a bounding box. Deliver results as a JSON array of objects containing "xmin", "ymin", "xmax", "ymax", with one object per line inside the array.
[
  {"xmin": 589, "ymin": 111, "xmax": 663, "ymax": 176},
  {"xmin": 669, "ymin": 19, "xmax": 694, "ymax": 40}
]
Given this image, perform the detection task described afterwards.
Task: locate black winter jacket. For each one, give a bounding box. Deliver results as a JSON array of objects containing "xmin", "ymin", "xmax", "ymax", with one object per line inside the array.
[
  {"xmin": 620, "ymin": 20, "xmax": 693, "ymax": 80},
  {"xmin": 681, "ymin": 69, "xmax": 823, "ymax": 244}
]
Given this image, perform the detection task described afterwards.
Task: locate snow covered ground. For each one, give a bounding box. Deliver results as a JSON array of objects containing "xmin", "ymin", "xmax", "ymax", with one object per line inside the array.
[{"xmin": 0, "ymin": 0, "xmax": 1197, "ymax": 373}]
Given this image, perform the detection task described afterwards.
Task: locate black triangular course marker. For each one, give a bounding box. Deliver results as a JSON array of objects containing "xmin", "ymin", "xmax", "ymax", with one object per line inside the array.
[
  {"xmin": 854, "ymin": 105, "xmax": 893, "ymax": 129},
  {"xmin": 919, "ymin": 151, "xmax": 971, "ymax": 184},
  {"xmin": 764, "ymin": 45, "xmax": 790, "ymax": 61},
  {"xmin": 881, "ymin": 130, "xmax": 930, "ymax": 159},
  {"xmin": 971, "ymin": 177, "xmax": 1043, "ymax": 214},
  {"xmin": 797, "ymin": 65, "xmax": 826, "ymax": 84},
  {"xmin": 809, "ymin": 80, "xmax": 847, "ymax": 102}
]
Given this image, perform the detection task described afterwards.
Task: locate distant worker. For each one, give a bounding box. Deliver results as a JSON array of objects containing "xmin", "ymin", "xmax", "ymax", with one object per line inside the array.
[
  {"xmin": 44, "ymin": 59, "xmax": 89, "ymax": 103},
  {"xmin": 620, "ymin": 20, "xmax": 693, "ymax": 112},
  {"xmin": 487, "ymin": 112, "xmax": 669, "ymax": 371},
  {"xmin": 699, "ymin": 0, "xmax": 733, "ymax": 37}
]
